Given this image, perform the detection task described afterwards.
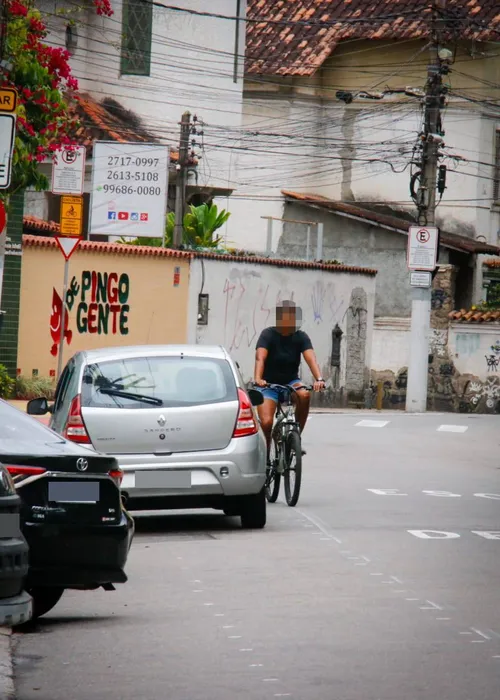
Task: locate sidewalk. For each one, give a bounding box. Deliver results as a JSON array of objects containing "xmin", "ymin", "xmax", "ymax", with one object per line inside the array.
[{"xmin": 0, "ymin": 628, "xmax": 14, "ymax": 699}]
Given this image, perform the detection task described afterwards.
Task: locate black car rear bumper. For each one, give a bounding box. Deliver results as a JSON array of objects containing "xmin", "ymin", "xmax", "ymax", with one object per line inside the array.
[{"xmin": 23, "ymin": 510, "xmax": 134, "ymax": 588}]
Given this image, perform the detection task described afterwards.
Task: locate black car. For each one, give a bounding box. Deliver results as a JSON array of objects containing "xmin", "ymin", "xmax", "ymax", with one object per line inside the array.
[
  {"xmin": 0, "ymin": 399, "xmax": 134, "ymax": 619},
  {"xmin": 0, "ymin": 463, "xmax": 32, "ymax": 625}
]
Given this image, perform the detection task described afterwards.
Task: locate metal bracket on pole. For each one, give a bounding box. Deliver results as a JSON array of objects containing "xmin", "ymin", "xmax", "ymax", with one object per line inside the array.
[
  {"xmin": 57, "ymin": 259, "xmax": 70, "ymax": 380},
  {"xmin": 266, "ymin": 218, "xmax": 273, "ymax": 255},
  {"xmin": 316, "ymin": 222, "xmax": 324, "ymax": 261}
]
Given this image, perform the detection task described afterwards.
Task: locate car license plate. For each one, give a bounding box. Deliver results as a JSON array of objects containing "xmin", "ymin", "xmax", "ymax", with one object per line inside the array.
[
  {"xmin": 48, "ymin": 481, "xmax": 100, "ymax": 503},
  {"xmin": 135, "ymin": 470, "xmax": 191, "ymax": 489}
]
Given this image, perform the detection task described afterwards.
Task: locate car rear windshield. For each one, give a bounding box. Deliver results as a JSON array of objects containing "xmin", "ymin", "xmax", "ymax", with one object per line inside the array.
[
  {"xmin": 81, "ymin": 355, "xmax": 238, "ymax": 409},
  {"xmin": 0, "ymin": 401, "xmax": 62, "ymax": 443}
]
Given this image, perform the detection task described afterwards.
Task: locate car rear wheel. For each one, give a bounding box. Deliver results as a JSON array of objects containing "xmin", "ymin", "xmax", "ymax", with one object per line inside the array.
[
  {"xmin": 27, "ymin": 586, "xmax": 65, "ymax": 619},
  {"xmin": 240, "ymin": 488, "xmax": 266, "ymax": 529}
]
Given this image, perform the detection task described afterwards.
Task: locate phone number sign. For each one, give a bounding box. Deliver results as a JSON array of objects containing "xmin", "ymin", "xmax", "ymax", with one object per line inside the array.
[{"xmin": 89, "ymin": 141, "xmax": 170, "ymax": 238}]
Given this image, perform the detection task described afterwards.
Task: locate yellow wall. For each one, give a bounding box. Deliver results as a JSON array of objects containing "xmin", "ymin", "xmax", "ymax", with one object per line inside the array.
[{"xmin": 18, "ymin": 240, "xmax": 190, "ymax": 378}]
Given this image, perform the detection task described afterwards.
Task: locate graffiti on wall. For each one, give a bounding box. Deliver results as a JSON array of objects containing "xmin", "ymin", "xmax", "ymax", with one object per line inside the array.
[
  {"xmin": 485, "ymin": 340, "xmax": 500, "ymax": 373},
  {"xmin": 49, "ymin": 270, "xmax": 130, "ymax": 355},
  {"xmin": 50, "ymin": 288, "xmax": 73, "ymax": 357}
]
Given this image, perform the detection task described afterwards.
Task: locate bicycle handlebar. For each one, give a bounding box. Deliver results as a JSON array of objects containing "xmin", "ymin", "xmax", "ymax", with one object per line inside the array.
[{"xmin": 250, "ymin": 382, "xmax": 316, "ymax": 393}]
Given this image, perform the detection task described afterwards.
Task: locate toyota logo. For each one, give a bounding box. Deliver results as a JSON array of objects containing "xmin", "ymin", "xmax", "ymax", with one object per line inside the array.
[
  {"xmin": 157, "ymin": 415, "xmax": 166, "ymax": 427},
  {"xmin": 76, "ymin": 458, "xmax": 89, "ymax": 472}
]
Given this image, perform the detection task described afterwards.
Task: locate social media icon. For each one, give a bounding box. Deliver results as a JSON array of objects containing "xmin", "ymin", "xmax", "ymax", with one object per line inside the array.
[
  {"xmin": 130, "ymin": 212, "xmax": 139, "ymax": 221},
  {"xmin": 108, "ymin": 211, "xmax": 117, "ymax": 220},
  {"xmin": 118, "ymin": 212, "xmax": 129, "ymax": 221},
  {"xmin": 140, "ymin": 213, "xmax": 148, "ymax": 221}
]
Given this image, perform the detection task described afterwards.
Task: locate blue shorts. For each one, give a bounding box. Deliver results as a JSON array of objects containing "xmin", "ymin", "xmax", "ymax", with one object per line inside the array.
[{"xmin": 259, "ymin": 379, "xmax": 303, "ymax": 404}]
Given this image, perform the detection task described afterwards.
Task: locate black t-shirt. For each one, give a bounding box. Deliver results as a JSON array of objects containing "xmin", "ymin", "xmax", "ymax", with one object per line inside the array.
[{"xmin": 256, "ymin": 327, "xmax": 313, "ymax": 384}]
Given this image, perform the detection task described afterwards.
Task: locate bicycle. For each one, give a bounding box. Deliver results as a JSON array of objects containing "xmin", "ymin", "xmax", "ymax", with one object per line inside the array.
[{"xmin": 252, "ymin": 383, "xmax": 312, "ymax": 508}]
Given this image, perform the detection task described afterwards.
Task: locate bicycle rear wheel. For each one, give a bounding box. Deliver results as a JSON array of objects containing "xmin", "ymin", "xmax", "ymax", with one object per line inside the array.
[
  {"xmin": 284, "ymin": 430, "xmax": 302, "ymax": 507},
  {"xmin": 265, "ymin": 436, "xmax": 281, "ymax": 503}
]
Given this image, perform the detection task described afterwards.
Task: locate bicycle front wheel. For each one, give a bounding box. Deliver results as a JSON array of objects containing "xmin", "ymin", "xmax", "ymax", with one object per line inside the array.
[
  {"xmin": 284, "ymin": 430, "xmax": 302, "ymax": 507},
  {"xmin": 265, "ymin": 436, "xmax": 281, "ymax": 503}
]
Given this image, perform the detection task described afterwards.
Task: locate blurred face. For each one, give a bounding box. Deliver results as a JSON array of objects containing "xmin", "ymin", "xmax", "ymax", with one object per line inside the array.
[{"xmin": 276, "ymin": 305, "xmax": 297, "ymax": 335}]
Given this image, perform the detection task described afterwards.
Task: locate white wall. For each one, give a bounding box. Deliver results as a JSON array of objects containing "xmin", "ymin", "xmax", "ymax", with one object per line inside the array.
[
  {"xmin": 449, "ymin": 324, "xmax": 500, "ymax": 379},
  {"xmin": 371, "ymin": 318, "xmax": 411, "ymax": 373},
  {"xmin": 187, "ymin": 257, "xmax": 376, "ymax": 392},
  {"xmin": 42, "ymin": 0, "xmax": 246, "ymax": 191}
]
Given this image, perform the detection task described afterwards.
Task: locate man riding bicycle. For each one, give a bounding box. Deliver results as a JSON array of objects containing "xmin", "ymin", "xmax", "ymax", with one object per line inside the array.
[{"xmin": 253, "ymin": 300, "xmax": 325, "ymax": 459}]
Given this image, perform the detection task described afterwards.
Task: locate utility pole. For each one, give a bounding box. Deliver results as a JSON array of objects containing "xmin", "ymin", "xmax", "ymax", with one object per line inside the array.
[
  {"xmin": 406, "ymin": 0, "xmax": 449, "ymax": 412},
  {"xmin": 173, "ymin": 111, "xmax": 191, "ymax": 248}
]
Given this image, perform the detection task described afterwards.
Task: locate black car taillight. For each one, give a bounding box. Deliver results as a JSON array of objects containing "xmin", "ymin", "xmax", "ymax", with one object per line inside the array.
[
  {"xmin": 108, "ymin": 469, "xmax": 123, "ymax": 487},
  {"xmin": 6, "ymin": 465, "xmax": 46, "ymax": 477}
]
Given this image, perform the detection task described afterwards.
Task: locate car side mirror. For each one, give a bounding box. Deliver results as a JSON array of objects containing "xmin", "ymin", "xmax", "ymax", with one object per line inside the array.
[
  {"xmin": 247, "ymin": 388, "xmax": 264, "ymax": 407},
  {"xmin": 27, "ymin": 397, "xmax": 51, "ymax": 416}
]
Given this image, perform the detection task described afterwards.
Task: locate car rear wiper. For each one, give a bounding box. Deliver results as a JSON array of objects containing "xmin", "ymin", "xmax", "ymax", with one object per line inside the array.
[{"xmin": 98, "ymin": 388, "xmax": 163, "ymax": 406}]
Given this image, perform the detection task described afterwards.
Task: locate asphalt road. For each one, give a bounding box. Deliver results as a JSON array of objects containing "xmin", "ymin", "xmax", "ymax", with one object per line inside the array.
[{"xmin": 13, "ymin": 412, "xmax": 500, "ymax": 700}]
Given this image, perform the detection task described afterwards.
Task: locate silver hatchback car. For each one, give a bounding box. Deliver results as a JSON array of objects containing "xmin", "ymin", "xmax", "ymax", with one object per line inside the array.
[{"xmin": 29, "ymin": 345, "xmax": 267, "ymax": 529}]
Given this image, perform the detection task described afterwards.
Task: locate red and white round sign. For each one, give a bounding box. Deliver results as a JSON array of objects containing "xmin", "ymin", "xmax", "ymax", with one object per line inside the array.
[{"xmin": 417, "ymin": 228, "xmax": 430, "ymax": 243}]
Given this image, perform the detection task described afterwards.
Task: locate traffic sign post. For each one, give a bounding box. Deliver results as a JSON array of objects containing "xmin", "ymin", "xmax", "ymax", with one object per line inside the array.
[
  {"xmin": 60, "ymin": 195, "xmax": 84, "ymax": 236},
  {"xmin": 406, "ymin": 225, "xmax": 439, "ymax": 413},
  {"xmin": 55, "ymin": 236, "xmax": 81, "ymax": 378}
]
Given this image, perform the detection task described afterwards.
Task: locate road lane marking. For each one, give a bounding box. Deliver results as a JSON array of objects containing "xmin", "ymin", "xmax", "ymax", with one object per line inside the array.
[
  {"xmin": 356, "ymin": 420, "xmax": 389, "ymax": 428},
  {"xmin": 437, "ymin": 424, "xmax": 468, "ymax": 433},
  {"xmin": 367, "ymin": 489, "xmax": 407, "ymax": 496},
  {"xmin": 420, "ymin": 600, "xmax": 443, "ymax": 610},
  {"xmin": 408, "ymin": 530, "xmax": 460, "ymax": 539},
  {"xmin": 471, "ymin": 628, "xmax": 491, "ymax": 640}
]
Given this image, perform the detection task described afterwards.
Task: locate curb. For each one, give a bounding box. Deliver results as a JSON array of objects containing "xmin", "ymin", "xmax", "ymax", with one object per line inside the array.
[{"xmin": 0, "ymin": 627, "xmax": 14, "ymax": 699}]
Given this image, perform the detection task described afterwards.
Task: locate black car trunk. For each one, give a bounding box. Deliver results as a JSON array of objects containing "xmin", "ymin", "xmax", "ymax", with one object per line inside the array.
[{"xmin": 5, "ymin": 454, "xmax": 122, "ymax": 527}]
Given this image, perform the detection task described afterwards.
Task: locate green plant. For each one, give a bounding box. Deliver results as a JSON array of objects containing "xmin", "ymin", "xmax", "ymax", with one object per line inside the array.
[
  {"xmin": 15, "ymin": 375, "xmax": 56, "ymax": 400},
  {"xmin": 182, "ymin": 203, "xmax": 230, "ymax": 248},
  {"xmin": 0, "ymin": 365, "xmax": 15, "ymax": 399},
  {"xmin": 119, "ymin": 204, "xmax": 230, "ymax": 249}
]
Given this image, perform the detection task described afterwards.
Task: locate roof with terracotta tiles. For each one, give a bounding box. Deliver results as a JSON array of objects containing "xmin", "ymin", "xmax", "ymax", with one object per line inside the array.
[
  {"xmin": 72, "ymin": 94, "xmax": 180, "ymax": 162},
  {"xmin": 283, "ymin": 190, "xmax": 500, "ymax": 256},
  {"xmin": 484, "ymin": 258, "xmax": 500, "ymax": 268},
  {"xmin": 193, "ymin": 250, "xmax": 377, "ymax": 275},
  {"xmin": 23, "ymin": 215, "xmax": 60, "ymax": 234},
  {"xmin": 449, "ymin": 308, "xmax": 500, "ymax": 323},
  {"xmin": 246, "ymin": 0, "xmax": 500, "ymax": 76},
  {"xmin": 21, "ymin": 234, "xmax": 377, "ymax": 274},
  {"xmin": 22, "ymin": 235, "xmax": 192, "ymax": 259}
]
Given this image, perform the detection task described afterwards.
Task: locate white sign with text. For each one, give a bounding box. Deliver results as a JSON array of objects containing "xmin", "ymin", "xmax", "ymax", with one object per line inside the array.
[
  {"xmin": 407, "ymin": 225, "xmax": 439, "ymax": 271},
  {"xmin": 89, "ymin": 141, "xmax": 170, "ymax": 238},
  {"xmin": 51, "ymin": 146, "xmax": 86, "ymax": 195}
]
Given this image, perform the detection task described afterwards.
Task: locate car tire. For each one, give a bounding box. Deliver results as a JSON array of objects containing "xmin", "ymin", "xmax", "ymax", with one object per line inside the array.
[
  {"xmin": 240, "ymin": 488, "xmax": 266, "ymax": 529},
  {"xmin": 27, "ymin": 586, "xmax": 65, "ymax": 620}
]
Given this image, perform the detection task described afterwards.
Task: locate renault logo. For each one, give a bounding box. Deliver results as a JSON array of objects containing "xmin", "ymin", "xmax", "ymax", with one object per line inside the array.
[
  {"xmin": 76, "ymin": 458, "xmax": 89, "ymax": 472},
  {"xmin": 157, "ymin": 415, "xmax": 166, "ymax": 427}
]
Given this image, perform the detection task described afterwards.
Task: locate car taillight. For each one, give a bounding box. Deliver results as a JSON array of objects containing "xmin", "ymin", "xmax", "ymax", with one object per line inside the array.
[
  {"xmin": 108, "ymin": 469, "xmax": 123, "ymax": 487},
  {"xmin": 233, "ymin": 388, "xmax": 258, "ymax": 438},
  {"xmin": 64, "ymin": 395, "xmax": 91, "ymax": 444},
  {"xmin": 6, "ymin": 465, "xmax": 46, "ymax": 477}
]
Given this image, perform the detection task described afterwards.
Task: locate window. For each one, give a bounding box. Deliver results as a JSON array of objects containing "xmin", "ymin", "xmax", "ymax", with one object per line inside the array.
[
  {"xmin": 120, "ymin": 0, "xmax": 153, "ymax": 76},
  {"xmin": 493, "ymin": 129, "xmax": 500, "ymax": 204},
  {"xmin": 81, "ymin": 356, "xmax": 237, "ymax": 409}
]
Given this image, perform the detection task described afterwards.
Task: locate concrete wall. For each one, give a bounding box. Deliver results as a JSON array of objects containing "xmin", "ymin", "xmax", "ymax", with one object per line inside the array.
[
  {"xmin": 371, "ymin": 318, "xmax": 411, "ymax": 373},
  {"xmin": 281, "ymin": 201, "xmax": 451, "ymax": 317},
  {"xmin": 17, "ymin": 239, "xmax": 190, "ymax": 377},
  {"xmin": 187, "ymin": 256, "xmax": 376, "ymax": 405}
]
